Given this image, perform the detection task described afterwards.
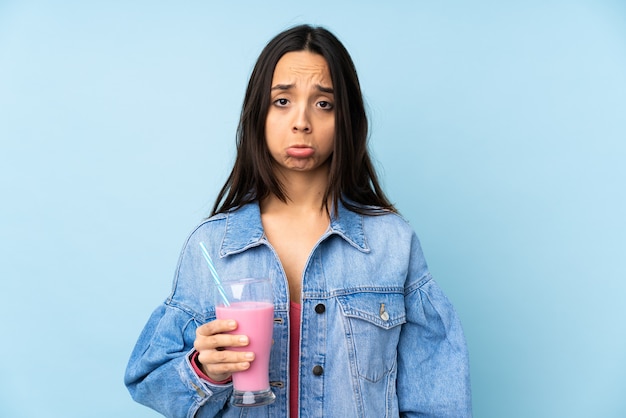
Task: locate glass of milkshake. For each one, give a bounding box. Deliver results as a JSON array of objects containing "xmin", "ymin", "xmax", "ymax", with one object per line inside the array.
[{"xmin": 215, "ymin": 277, "xmax": 276, "ymax": 407}]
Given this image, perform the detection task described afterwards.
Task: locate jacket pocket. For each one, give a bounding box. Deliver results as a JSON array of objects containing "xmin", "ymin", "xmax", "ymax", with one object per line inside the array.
[{"xmin": 336, "ymin": 291, "xmax": 406, "ymax": 383}]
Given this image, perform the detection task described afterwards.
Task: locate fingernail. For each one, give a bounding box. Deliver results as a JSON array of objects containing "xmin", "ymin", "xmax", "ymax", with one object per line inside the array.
[
  {"xmin": 228, "ymin": 320, "xmax": 236, "ymax": 328},
  {"xmin": 244, "ymin": 352, "xmax": 254, "ymax": 360},
  {"xmin": 239, "ymin": 336, "xmax": 248, "ymax": 344}
]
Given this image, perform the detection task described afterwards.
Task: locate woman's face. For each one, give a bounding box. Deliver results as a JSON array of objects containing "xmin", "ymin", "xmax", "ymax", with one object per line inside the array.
[{"xmin": 265, "ymin": 51, "xmax": 335, "ymax": 175}]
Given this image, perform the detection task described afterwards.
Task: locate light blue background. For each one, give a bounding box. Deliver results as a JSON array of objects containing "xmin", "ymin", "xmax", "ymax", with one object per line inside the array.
[{"xmin": 1, "ymin": 1, "xmax": 625, "ymax": 417}]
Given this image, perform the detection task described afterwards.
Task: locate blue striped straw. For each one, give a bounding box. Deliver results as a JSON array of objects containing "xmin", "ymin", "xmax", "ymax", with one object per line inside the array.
[{"xmin": 199, "ymin": 242, "xmax": 230, "ymax": 307}]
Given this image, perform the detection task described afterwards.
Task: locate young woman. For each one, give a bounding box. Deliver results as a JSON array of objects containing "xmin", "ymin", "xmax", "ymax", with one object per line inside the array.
[{"xmin": 125, "ymin": 25, "xmax": 472, "ymax": 417}]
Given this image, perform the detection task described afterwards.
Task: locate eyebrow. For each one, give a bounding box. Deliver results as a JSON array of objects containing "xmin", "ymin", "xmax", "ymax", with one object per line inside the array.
[{"xmin": 271, "ymin": 83, "xmax": 334, "ymax": 94}]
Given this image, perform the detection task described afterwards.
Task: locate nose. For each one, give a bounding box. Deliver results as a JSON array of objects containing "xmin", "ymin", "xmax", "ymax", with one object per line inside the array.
[{"xmin": 292, "ymin": 106, "xmax": 311, "ymax": 133}]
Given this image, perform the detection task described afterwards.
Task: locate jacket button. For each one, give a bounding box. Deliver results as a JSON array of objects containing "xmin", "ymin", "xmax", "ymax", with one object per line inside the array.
[
  {"xmin": 314, "ymin": 303, "xmax": 325, "ymax": 314},
  {"xmin": 312, "ymin": 365, "xmax": 324, "ymax": 376}
]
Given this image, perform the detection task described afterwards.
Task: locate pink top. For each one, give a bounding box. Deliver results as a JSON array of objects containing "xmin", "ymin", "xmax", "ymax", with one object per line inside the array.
[{"xmin": 289, "ymin": 301, "xmax": 302, "ymax": 416}]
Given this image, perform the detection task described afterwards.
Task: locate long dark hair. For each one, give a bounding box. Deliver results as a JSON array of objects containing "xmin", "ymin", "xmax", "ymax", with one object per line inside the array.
[{"xmin": 211, "ymin": 24, "xmax": 396, "ymax": 216}]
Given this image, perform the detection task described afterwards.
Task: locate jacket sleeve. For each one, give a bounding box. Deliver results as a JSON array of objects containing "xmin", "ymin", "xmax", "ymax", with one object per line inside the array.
[
  {"xmin": 124, "ymin": 302, "xmax": 233, "ymax": 418},
  {"xmin": 124, "ymin": 224, "xmax": 235, "ymax": 418},
  {"xmin": 397, "ymin": 234, "xmax": 472, "ymax": 417}
]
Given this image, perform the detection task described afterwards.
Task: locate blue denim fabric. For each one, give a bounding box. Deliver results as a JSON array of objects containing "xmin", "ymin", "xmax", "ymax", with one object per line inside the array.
[{"xmin": 125, "ymin": 201, "xmax": 472, "ymax": 417}]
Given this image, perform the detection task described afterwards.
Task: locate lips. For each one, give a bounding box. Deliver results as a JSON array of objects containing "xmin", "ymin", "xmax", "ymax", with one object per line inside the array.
[{"xmin": 286, "ymin": 145, "xmax": 315, "ymax": 158}]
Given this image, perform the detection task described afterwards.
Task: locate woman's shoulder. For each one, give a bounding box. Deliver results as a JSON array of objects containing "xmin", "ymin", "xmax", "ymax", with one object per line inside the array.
[
  {"xmin": 351, "ymin": 202, "xmax": 408, "ymax": 225},
  {"xmin": 186, "ymin": 212, "xmax": 228, "ymax": 238},
  {"xmin": 184, "ymin": 202, "xmax": 261, "ymax": 245},
  {"xmin": 339, "ymin": 198, "xmax": 411, "ymax": 229},
  {"xmin": 362, "ymin": 210, "xmax": 415, "ymax": 236}
]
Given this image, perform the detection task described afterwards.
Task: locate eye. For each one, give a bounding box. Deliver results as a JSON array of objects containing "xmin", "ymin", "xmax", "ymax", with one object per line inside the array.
[
  {"xmin": 317, "ymin": 100, "xmax": 334, "ymax": 110},
  {"xmin": 273, "ymin": 98, "xmax": 289, "ymax": 107}
]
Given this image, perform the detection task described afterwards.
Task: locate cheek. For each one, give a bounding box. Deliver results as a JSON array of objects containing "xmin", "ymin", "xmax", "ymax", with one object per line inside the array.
[
  {"xmin": 320, "ymin": 121, "xmax": 335, "ymax": 149},
  {"xmin": 265, "ymin": 112, "xmax": 288, "ymax": 136},
  {"xmin": 264, "ymin": 117, "xmax": 279, "ymax": 142}
]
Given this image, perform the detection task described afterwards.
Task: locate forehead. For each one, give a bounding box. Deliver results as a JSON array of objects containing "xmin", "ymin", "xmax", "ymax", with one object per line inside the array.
[{"xmin": 272, "ymin": 51, "xmax": 331, "ymax": 83}]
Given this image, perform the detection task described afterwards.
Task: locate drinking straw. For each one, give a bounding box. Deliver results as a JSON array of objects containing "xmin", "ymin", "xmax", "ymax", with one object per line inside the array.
[{"xmin": 199, "ymin": 242, "xmax": 230, "ymax": 307}]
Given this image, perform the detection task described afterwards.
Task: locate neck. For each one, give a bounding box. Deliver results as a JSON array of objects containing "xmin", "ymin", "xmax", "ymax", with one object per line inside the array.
[{"xmin": 263, "ymin": 164, "xmax": 330, "ymax": 213}]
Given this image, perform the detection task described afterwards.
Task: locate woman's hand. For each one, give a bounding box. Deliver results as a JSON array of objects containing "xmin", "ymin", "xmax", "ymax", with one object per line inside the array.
[{"xmin": 194, "ymin": 319, "xmax": 254, "ymax": 382}]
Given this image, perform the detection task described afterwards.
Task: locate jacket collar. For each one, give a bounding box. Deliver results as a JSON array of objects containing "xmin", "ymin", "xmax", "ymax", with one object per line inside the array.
[{"xmin": 219, "ymin": 200, "xmax": 369, "ymax": 257}]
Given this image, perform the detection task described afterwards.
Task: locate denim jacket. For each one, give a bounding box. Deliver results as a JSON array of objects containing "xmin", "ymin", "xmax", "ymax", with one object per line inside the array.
[{"xmin": 125, "ymin": 201, "xmax": 472, "ymax": 417}]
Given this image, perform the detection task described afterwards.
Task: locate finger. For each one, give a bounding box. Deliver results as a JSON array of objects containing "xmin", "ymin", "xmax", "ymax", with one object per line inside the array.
[
  {"xmin": 195, "ymin": 333, "xmax": 249, "ymax": 352},
  {"xmin": 197, "ymin": 319, "xmax": 237, "ymax": 337},
  {"xmin": 207, "ymin": 349, "xmax": 255, "ymax": 365},
  {"xmin": 199, "ymin": 350, "xmax": 255, "ymax": 372},
  {"xmin": 201, "ymin": 360, "xmax": 250, "ymax": 380}
]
